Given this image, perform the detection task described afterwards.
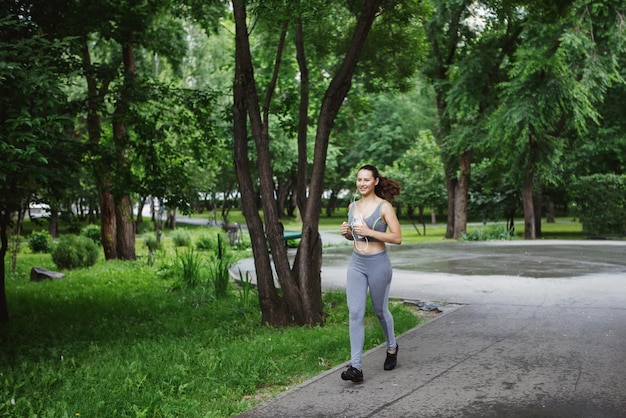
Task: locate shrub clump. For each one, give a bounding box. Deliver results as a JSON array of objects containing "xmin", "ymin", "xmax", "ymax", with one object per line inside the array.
[
  {"xmin": 27, "ymin": 231, "xmax": 53, "ymax": 253},
  {"xmin": 460, "ymin": 224, "xmax": 513, "ymax": 241},
  {"xmin": 144, "ymin": 234, "xmax": 162, "ymax": 252},
  {"xmin": 209, "ymin": 234, "xmax": 234, "ymax": 298},
  {"xmin": 80, "ymin": 224, "xmax": 101, "ymax": 245},
  {"xmin": 51, "ymin": 235, "xmax": 100, "ymax": 270},
  {"xmin": 171, "ymin": 230, "xmax": 191, "ymax": 247},
  {"xmin": 195, "ymin": 235, "xmax": 216, "ymax": 252},
  {"xmin": 571, "ymin": 174, "xmax": 626, "ymax": 237}
]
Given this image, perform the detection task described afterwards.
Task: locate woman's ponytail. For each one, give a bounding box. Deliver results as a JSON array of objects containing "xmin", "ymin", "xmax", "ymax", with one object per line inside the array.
[{"xmin": 377, "ymin": 176, "xmax": 401, "ymax": 202}]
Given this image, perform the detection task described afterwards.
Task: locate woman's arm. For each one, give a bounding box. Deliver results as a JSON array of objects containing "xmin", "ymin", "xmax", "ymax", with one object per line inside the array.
[
  {"xmin": 380, "ymin": 201, "xmax": 402, "ymax": 245},
  {"xmin": 341, "ymin": 202, "xmax": 355, "ymax": 240}
]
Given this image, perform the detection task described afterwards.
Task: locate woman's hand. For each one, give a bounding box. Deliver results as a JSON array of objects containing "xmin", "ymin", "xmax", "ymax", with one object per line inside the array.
[
  {"xmin": 352, "ymin": 223, "xmax": 371, "ymax": 238},
  {"xmin": 341, "ymin": 222, "xmax": 353, "ymax": 240}
]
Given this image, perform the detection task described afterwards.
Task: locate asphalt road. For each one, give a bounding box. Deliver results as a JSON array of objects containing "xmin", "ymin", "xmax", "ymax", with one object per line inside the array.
[{"xmin": 233, "ymin": 237, "xmax": 626, "ymax": 418}]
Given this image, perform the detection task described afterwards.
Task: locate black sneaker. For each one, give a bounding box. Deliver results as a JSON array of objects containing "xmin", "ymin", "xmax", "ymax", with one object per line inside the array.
[
  {"xmin": 384, "ymin": 344, "xmax": 398, "ymax": 370},
  {"xmin": 341, "ymin": 365, "xmax": 364, "ymax": 382}
]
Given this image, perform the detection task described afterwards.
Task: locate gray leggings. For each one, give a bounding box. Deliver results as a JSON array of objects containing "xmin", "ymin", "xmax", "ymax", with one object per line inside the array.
[{"xmin": 346, "ymin": 250, "xmax": 397, "ymax": 369}]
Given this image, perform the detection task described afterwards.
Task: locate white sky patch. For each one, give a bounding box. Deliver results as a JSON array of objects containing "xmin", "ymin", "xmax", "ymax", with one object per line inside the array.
[{"xmin": 463, "ymin": 2, "xmax": 496, "ymax": 33}]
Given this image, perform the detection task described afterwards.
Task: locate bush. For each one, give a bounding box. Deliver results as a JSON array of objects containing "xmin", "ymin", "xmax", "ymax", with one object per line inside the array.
[
  {"xmin": 209, "ymin": 234, "xmax": 234, "ymax": 298},
  {"xmin": 460, "ymin": 224, "xmax": 513, "ymax": 241},
  {"xmin": 80, "ymin": 224, "xmax": 101, "ymax": 245},
  {"xmin": 176, "ymin": 247, "xmax": 205, "ymax": 288},
  {"xmin": 144, "ymin": 234, "xmax": 162, "ymax": 252},
  {"xmin": 571, "ymin": 174, "xmax": 626, "ymax": 237},
  {"xmin": 27, "ymin": 231, "xmax": 53, "ymax": 253},
  {"xmin": 171, "ymin": 230, "xmax": 191, "ymax": 247},
  {"xmin": 195, "ymin": 234, "xmax": 216, "ymax": 252},
  {"xmin": 51, "ymin": 235, "xmax": 100, "ymax": 270}
]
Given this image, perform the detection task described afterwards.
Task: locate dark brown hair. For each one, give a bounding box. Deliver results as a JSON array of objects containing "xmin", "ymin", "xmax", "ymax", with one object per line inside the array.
[{"xmin": 359, "ymin": 164, "xmax": 401, "ymax": 202}]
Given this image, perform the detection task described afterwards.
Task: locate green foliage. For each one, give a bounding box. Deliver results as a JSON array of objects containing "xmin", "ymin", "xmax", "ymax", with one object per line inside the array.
[
  {"xmin": 460, "ymin": 225, "xmax": 513, "ymax": 241},
  {"xmin": 165, "ymin": 234, "xmax": 236, "ymax": 300},
  {"xmin": 0, "ymin": 16, "xmax": 79, "ymax": 214},
  {"xmin": 386, "ymin": 129, "xmax": 446, "ymax": 211},
  {"xmin": 571, "ymin": 174, "xmax": 626, "ymax": 237},
  {"xmin": 237, "ymin": 269, "xmax": 253, "ymax": 307},
  {"xmin": 195, "ymin": 234, "xmax": 217, "ymax": 251},
  {"xmin": 27, "ymin": 231, "xmax": 53, "ymax": 254},
  {"xmin": 486, "ymin": 0, "xmax": 626, "ymax": 192},
  {"xmin": 569, "ymin": 82, "xmax": 626, "ymax": 176},
  {"xmin": 151, "ymin": 230, "xmax": 244, "ymax": 300},
  {"xmin": 358, "ymin": 1, "xmax": 431, "ymax": 92},
  {"xmin": 51, "ymin": 235, "xmax": 100, "ymax": 270},
  {"xmin": 171, "ymin": 230, "xmax": 192, "ymax": 247},
  {"xmin": 467, "ymin": 158, "xmax": 520, "ymax": 223},
  {"xmin": 176, "ymin": 247, "xmax": 205, "ymax": 289},
  {"xmin": 349, "ymin": 88, "xmax": 438, "ymax": 170},
  {"xmin": 144, "ymin": 234, "xmax": 162, "ymax": 253},
  {"xmin": 209, "ymin": 234, "xmax": 234, "ymax": 298},
  {"xmin": 80, "ymin": 224, "xmax": 101, "ymax": 245}
]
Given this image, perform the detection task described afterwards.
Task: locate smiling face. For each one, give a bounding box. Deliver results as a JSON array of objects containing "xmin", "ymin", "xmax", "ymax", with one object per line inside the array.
[{"xmin": 356, "ymin": 168, "xmax": 379, "ymax": 197}]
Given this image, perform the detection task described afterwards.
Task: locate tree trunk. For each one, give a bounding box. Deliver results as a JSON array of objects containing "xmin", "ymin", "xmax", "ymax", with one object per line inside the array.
[
  {"xmin": 298, "ymin": 0, "xmax": 383, "ymax": 325},
  {"xmin": 522, "ymin": 135, "xmax": 538, "ymax": 240},
  {"xmin": 233, "ymin": 0, "xmax": 290, "ymax": 326},
  {"xmin": 88, "ymin": 196, "xmax": 97, "ymax": 224},
  {"xmin": 546, "ymin": 195, "xmax": 555, "ymax": 223},
  {"xmin": 294, "ymin": 17, "xmax": 325, "ymax": 326},
  {"xmin": 431, "ymin": 204, "xmax": 437, "ymax": 224},
  {"xmin": 115, "ymin": 195, "xmax": 136, "ymax": 260},
  {"xmin": 48, "ymin": 208, "xmax": 58, "ymax": 238},
  {"xmin": 522, "ymin": 177, "xmax": 535, "ymax": 240},
  {"xmin": 444, "ymin": 166, "xmax": 456, "ymax": 239},
  {"xmin": 10, "ymin": 205, "xmax": 26, "ymax": 272},
  {"xmin": 533, "ymin": 185, "xmax": 543, "ymax": 238},
  {"xmin": 295, "ymin": 19, "xmax": 310, "ymax": 215},
  {"xmin": 453, "ymin": 150, "xmax": 472, "ymax": 239},
  {"xmin": 167, "ymin": 207, "xmax": 177, "ymax": 229},
  {"xmin": 111, "ymin": 39, "xmax": 137, "ymax": 260},
  {"xmin": 135, "ymin": 195, "xmax": 147, "ymax": 233},
  {"xmin": 276, "ymin": 177, "xmax": 292, "ymax": 218},
  {"xmin": 257, "ymin": 24, "xmax": 310, "ymax": 325},
  {"xmin": 232, "ymin": 0, "xmax": 383, "ymax": 326},
  {"xmin": 82, "ymin": 38, "xmax": 117, "ymax": 260},
  {"xmin": 0, "ymin": 212, "xmax": 10, "ymax": 322},
  {"xmin": 418, "ymin": 205, "xmax": 426, "ymax": 235},
  {"xmin": 99, "ymin": 187, "xmax": 118, "ymax": 260}
]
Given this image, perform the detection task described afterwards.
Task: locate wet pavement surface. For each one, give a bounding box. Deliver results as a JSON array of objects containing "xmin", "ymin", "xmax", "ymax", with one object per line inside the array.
[
  {"xmin": 234, "ymin": 236, "xmax": 626, "ymax": 418},
  {"xmin": 322, "ymin": 239, "xmax": 626, "ymax": 278}
]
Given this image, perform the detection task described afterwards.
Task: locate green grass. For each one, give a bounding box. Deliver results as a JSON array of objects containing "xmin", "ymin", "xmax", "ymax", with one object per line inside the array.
[
  {"xmin": 282, "ymin": 211, "xmax": 586, "ymax": 243},
  {"xmin": 1, "ymin": 229, "xmax": 422, "ymax": 417}
]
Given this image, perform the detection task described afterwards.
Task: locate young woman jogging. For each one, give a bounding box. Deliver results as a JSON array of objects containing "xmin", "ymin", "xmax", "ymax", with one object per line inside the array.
[{"xmin": 339, "ymin": 164, "xmax": 402, "ymax": 382}]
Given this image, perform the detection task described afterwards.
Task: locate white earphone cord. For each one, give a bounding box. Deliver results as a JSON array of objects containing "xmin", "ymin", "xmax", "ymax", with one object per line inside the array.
[
  {"xmin": 354, "ymin": 234, "xmax": 368, "ymax": 251},
  {"xmin": 351, "ymin": 188, "xmax": 368, "ymax": 251}
]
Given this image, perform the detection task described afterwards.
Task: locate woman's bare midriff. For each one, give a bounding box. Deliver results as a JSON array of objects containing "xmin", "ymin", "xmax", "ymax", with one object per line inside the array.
[{"xmin": 353, "ymin": 240, "xmax": 386, "ymax": 255}]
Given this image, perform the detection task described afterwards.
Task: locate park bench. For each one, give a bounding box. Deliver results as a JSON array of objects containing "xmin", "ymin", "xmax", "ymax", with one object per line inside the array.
[{"xmin": 283, "ymin": 231, "xmax": 302, "ymax": 248}]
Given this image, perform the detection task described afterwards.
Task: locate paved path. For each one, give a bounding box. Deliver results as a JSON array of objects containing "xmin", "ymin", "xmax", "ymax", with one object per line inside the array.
[{"xmin": 233, "ymin": 235, "xmax": 626, "ymax": 417}]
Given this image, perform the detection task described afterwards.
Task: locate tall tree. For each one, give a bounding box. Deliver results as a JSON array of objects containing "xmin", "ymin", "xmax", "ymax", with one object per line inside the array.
[
  {"xmin": 27, "ymin": 0, "xmax": 211, "ymax": 257},
  {"xmin": 423, "ymin": 0, "xmax": 525, "ymax": 239},
  {"xmin": 0, "ymin": 15, "xmax": 79, "ymax": 322},
  {"xmin": 490, "ymin": 0, "xmax": 626, "ymax": 239},
  {"xmin": 233, "ymin": 0, "xmax": 422, "ymax": 326}
]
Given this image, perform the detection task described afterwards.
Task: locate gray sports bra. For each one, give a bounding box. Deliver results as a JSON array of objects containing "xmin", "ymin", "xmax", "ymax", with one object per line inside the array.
[{"xmin": 348, "ymin": 201, "xmax": 387, "ymax": 242}]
